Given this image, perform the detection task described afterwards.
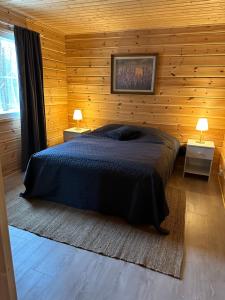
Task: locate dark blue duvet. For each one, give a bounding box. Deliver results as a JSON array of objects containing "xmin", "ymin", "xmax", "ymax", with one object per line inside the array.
[{"xmin": 22, "ymin": 124, "xmax": 180, "ymax": 229}]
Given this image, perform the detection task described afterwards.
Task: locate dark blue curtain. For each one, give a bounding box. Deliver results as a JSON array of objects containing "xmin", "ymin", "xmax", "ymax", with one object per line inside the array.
[{"xmin": 14, "ymin": 26, "xmax": 47, "ymax": 171}]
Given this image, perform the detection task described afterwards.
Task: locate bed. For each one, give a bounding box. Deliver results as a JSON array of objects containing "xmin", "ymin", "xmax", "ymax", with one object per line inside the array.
[{"xmin": 22, "ymin": 124, "xmax": 180, "ymax": 234}]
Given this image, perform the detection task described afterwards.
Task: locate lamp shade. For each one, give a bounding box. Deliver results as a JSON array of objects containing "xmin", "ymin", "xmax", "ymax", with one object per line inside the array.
[
  {"xmin": 73, "ymin": 109, "xmax": 83, "ymax": 121},
  {"xmin": 196, "ymin": 118, "xmax": 208, "ymax": 131}
]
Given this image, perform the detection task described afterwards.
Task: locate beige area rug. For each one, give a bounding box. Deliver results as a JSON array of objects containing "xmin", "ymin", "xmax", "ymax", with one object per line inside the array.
[{"xmin": 7, "ymin": 187, "xmax": 186, "ymax": 278}]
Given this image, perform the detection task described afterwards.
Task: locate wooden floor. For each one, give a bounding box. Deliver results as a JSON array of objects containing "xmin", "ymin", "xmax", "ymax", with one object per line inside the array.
[{"xmin": 4, "ymin": 167, "xmax": 225, "ymax": 300}]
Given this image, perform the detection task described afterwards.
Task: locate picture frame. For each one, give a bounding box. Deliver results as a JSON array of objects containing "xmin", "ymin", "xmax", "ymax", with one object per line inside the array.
[{"xmin": 111, "ymin": 54, "xmax": 157, "ymax": 95}]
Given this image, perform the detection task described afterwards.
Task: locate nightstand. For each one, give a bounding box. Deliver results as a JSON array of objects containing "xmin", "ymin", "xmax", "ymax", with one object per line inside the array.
[
  {"xmin": 183, "ymin": 139, "xmax": 215, "ymax": 180},
  {"xmin": 63, "ymin": 127, "xmax": 91, "ymax": 142}
]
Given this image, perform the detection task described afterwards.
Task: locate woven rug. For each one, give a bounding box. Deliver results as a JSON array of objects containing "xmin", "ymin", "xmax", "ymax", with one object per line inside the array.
[{"xmin": 7, "ymin": 186, "xmax": 186, "ymax": 278}]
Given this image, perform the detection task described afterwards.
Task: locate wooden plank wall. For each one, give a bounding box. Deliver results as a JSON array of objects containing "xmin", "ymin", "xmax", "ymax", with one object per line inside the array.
[
  {"xmin": 0, "ymin": 116, "xmax": 21, "ymax": 177},
  {"xmin": 66, "ymin": 25, "xmax": 225, "ymax": 166},
  {"xmin": 0, "ymin": 6, "xmax": 68, "ymax": 176}
]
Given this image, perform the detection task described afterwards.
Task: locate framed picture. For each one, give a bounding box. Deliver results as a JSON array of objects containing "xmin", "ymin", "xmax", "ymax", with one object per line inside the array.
[{"xmin": 111, "ymin": 54, "xmax": 157, "ymax": 94}]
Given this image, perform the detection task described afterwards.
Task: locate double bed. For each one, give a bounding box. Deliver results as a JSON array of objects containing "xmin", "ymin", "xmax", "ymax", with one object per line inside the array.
[{"xmin": 22, "ymin": 124, "xmax": 180, "ymax": 234}]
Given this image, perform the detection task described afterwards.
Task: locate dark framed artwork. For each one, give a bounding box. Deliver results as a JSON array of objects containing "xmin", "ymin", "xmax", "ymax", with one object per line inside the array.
[{"xmin": 111, "ymin": 54, "xmax": 157, "ymax": 94}]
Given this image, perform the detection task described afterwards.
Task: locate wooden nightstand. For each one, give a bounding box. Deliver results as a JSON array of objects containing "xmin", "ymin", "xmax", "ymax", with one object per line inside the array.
[
  {"xmin": 183, "ymin": 139, "xmax": 215, "ymax": 180},
  {"xmin": 63, "ymin": 128, "xmax": 91, "ymax": 142}
]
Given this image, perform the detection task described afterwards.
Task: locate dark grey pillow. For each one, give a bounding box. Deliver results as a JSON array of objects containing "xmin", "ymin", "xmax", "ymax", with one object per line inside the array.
[
  {"xmin": 91, "ymin": 124, "xmax": 122, "ymax": 137},
  {"xmin": 106, "ymin": 126, "xmax": 140, "ymax": 141}
]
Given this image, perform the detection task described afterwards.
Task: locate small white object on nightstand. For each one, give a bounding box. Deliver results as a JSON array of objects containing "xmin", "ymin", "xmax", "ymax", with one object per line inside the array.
[
  {"xmin": 63, "ymin": 127, "xmax": 91, "ymax": 142},
  {"xmin": 183, "ymin": 139, "xmax": 215, "ymax": 180}
]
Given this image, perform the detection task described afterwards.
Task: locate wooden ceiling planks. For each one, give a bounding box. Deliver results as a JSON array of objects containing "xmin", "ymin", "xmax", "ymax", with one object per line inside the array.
[{"xmin": 1, "ymin": 0, "xmax": 225, "ymax": 34}]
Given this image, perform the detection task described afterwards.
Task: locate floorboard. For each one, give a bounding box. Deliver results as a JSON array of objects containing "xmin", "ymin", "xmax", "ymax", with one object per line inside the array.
[{"xmin": 5, "ymin": 167, "xmax": 225, "ymax": 300}]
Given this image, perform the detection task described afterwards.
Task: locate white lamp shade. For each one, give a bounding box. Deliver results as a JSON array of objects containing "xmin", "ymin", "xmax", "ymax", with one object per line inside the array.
[
  {"xmin": 196, "ymin": 118, "xmax": 208, "ymax": 131},
  {"xmin": 73, "ymin": 109, "xmax": 83, "ymax": 121}
]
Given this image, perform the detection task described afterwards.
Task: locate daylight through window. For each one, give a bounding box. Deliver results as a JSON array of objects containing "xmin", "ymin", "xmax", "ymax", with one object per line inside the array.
[{"xmin": 0, "ymin": 35, "xmax": 19, "ymax": 114}]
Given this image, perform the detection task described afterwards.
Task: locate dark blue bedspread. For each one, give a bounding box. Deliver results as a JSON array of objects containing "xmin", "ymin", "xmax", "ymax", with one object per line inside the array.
[{"xmin": 22, "ymin": 125, "xmax": 180, "ymax": 228}]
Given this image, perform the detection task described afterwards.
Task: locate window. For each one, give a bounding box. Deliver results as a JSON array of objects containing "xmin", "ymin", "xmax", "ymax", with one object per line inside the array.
[{"xmin": 0, "ymin": 34, "xmax": 19, "ymax": 115}]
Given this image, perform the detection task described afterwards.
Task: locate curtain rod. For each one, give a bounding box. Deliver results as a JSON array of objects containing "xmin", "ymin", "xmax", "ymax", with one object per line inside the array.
[
  {"xmin": 0, "ymin": 19, "xmax": 44, "ymax": 37},
  {"xmin": 0, "ymin": 19, "xmax": 14, "ymax": 30}
]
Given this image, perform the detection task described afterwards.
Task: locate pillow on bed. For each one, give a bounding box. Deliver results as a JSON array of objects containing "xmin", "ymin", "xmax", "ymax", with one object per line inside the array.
[
  {"xmin": 106, "ymin": 126, "xmax": 141, "ymax": 141},
  {"xmin": 90, "ymin": 124, "xmax": 122, "ymax": 137}
]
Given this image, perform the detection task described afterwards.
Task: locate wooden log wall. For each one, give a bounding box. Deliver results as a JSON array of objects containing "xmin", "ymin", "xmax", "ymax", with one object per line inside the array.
[
  {"xmin": 65, "ymin": 25, "xmax": 225, "ymax": 167},
  {"xmin": 0, "ymin": 6, "xmax": 68, "ymax": 176}
]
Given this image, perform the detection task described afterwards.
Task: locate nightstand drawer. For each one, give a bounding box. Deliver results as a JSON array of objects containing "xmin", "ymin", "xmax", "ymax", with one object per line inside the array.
[{"xmin": 186, "ymin": 145, "xmax": 214, "ymax": 159}]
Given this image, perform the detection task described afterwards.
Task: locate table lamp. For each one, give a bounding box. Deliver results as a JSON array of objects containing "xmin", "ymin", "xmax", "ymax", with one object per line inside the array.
[
  {"xmin": 73, "ymin": 109, "xmax": 83, "ymax": 128},
  {"xmin": 196, "ymin": 118, "xmax": 208, "ymax": 143}
]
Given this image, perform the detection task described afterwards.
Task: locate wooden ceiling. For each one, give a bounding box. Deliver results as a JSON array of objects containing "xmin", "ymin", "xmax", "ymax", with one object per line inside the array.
[{"xmin": 1, "ymin": 0, "xmax": 225, "ymax": 34}]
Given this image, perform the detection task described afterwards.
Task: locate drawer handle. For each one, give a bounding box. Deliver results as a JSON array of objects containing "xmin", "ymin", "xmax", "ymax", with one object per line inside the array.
[{"xmin": 189, "ymin": 151, "xmax": 203, "ymax": 155}]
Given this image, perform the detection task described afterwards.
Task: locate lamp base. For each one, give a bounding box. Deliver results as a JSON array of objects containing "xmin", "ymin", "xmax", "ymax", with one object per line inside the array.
[
  {"xmin": 198, "ymin": 131, "xmax": 205, "ymax": 144},
  {"xmin": 197, "ymin": 140, "xmax": 205, "ymax": 144}
]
